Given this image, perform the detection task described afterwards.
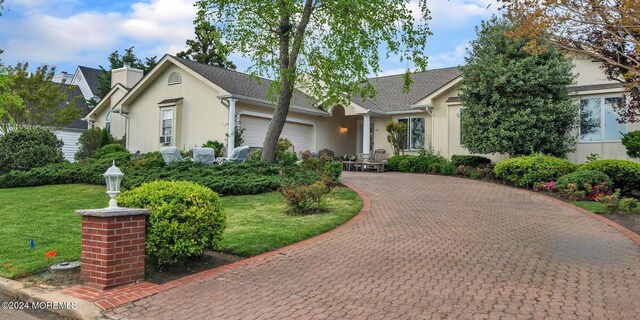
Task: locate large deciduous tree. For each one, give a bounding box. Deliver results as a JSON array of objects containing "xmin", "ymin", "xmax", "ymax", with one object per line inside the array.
[
  {"xmin": 460, "ymin": 17, "xmax": 577, "ymax": 157},
  {"xmin": 196, "ymin": 0, "xmax": 431, "ymax": 162},
  {"xmin": 96, "ymin": 47, "xmax": 157, "ymax": 98},
  {"xmin": 0, "ymin": 63, "xmax": 82, "ymax": 133},
  {"xmin": 177, "ymin": 9, "xmax": 236, "ymax": 69},
  {"xmin": 498, "ymin": 0, "xmax": 640, "ymax": 122}
]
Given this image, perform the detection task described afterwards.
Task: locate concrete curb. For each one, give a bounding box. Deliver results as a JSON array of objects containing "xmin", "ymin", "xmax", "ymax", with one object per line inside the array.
[{"xmin": 0, "ymin": 277, "xmax": 103, "ymax": 319}]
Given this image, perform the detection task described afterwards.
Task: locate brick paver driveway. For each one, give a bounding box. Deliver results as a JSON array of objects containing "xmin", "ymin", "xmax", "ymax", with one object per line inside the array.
[{"xmin": 105, "ymin": 172, "xmax": 640, "ymax": 319}]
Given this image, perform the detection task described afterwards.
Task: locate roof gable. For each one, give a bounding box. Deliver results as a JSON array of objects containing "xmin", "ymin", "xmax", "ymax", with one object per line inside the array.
[
  {"xmin": 77, "ymin": 66, "xmax": 103, "ymax": 97},
  {"xmin": 349, "ymin": 67, "xmax": 461, "ymax": 112}
]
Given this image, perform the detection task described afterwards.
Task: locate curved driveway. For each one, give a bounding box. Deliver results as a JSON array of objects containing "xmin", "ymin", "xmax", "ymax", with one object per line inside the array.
[{"xmin": 106, "ymin": 172, "xmax": 640, "ymax": 319}]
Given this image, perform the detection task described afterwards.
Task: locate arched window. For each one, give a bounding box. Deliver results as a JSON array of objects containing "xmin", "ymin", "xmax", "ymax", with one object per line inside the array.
[
  {"xmin": 168, "ymin": 72, "xmax": 181, "ymax": 85},
  {"xmin": 106, "ymin": 111, "xmax": 111, "ymax": 133}
]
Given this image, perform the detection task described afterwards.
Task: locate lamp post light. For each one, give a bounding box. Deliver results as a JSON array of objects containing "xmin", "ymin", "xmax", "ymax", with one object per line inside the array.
[{"xmin": 103, "ymin": 160, "xmax": 124, "ymax": 209}]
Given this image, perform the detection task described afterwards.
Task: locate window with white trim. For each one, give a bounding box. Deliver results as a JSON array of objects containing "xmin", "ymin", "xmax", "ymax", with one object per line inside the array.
[
  {"xmin": 160, "ymin": 108, "xmax": 174, "ymax": 145},
  {"xmin": 398, "ymin": 117, "xmax": 425, "ymax": 150},
  {"xmin": 579, "ymin": 96, "xmax": 626, "ymax": 142},
  {"xmin": 105, "ymin": 111, "xmax": 111, "ymax": 133}
]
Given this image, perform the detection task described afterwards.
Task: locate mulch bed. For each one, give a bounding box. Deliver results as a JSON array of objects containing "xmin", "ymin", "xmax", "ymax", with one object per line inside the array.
[{"xmin": 22, "ymin": 250, "xmax": 244, "ymax": 289}]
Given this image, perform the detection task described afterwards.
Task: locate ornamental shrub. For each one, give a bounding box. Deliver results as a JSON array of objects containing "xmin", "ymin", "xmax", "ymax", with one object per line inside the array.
[
  {"xmin": 451, "ymin": 155, "xmax": 491, "ymax": 168},
  {"xmin": 75, "ymin": 128, "xmax": 102, "ymax": 160},
  {"xmin": 621, "ymin": 131, "xmax": 640, "ymax": 158},
  {"xmin": 493, "ymin": 154, "xmax": 576, "ymax": 187},
  {"xmin": 95, "ymin": 143, "xmax": 128, "ymax": 159},
  {"xmin": 555, "ymin": 170, "xmax": 613, "ymax": 200},
  {"xmin": 577, "ymin": 160, "xmax": 640, "ymax": 195},
  {"xmin": 117, "ymin": 180, "xmax": 226, "ymax": 268},
  {"xmin": 202, "ymin": 140, "xmax": 224, "ymax": 157},
  {"xmin": 387, "ymin": 155, "xmax": 414, "ymax": 171},
  {"xmin": 322, "ymin": 161, "xmax": 343, "ymax": 184},
  {"xmin": 98, "ymin": 128, "xmax": 114, "ymax": 148},
  {"xmin": 131, "ymin": 151, "xmax": 164, "ymax": 169},
  {"xmin": 279, "ymin": 180, "xmax": 333, "ymax": 214},
  {"xmin": 0, "ymin": 128, "xmax": 64, "ymax": 174}
]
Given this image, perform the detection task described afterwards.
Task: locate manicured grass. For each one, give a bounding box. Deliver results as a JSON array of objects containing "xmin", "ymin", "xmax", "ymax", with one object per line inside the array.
[
  {"xmin": 0, "ymin": 184, "xmax": 362, "ymax": 278},
  {"xmin": 219, "ymin": 187, "xmax": 362, "ymax": 257},
  {"xmin": 0, "ymin": 184, "xmax": 107, "ymax": 278},
  {"xmin": 572, "ymin": 200, "xmax": 640, "ymax": 214}
]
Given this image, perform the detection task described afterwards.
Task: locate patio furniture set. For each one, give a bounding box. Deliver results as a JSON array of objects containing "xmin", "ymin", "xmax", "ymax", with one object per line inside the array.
[
  {"xmin": 341, "ymin": 149, "xmax": 389, "ymax": 173},
  {"xmin": 160, "ymin": 146, "xmax": 250, "ymax": 164}
]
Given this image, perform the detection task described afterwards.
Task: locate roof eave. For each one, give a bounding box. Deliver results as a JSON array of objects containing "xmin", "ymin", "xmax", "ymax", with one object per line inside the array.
[{"xmin": 218, "ymin": 94, "xmax": 330, "ymax": 117}]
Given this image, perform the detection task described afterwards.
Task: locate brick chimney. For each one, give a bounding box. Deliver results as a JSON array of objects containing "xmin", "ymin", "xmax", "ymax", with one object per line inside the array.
[{"xmin": 111, "ymin": 62, "xmax": 143, "ymax": 89}]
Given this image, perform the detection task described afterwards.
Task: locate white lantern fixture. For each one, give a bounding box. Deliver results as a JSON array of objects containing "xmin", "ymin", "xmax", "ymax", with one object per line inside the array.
[{"xmin": 103, "ymin": 160, "xmax": 124, "ymax": 209}]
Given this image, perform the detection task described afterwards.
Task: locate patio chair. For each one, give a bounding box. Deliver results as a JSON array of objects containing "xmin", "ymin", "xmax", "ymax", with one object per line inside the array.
[
  {"xmin": 160, "ymin": 146, "xmax": 183, "ymax": 164},
  {"xmin": 193, "ymin": 147, "xmax": 215, "ymax": 165},
  {"xmin": 222, "ymin": 146, "xmax": 250, "ymax": 163}
]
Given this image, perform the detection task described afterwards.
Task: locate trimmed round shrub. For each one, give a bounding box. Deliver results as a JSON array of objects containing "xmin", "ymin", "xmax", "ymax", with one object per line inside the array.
[
  {"xmin": 95, "ymin": 143, "xmax": 128, "ymax": 159},
  {"xmin": 577, "ymin": 159, "xmax": 640, "ymax": 194},
  {"xmin": 117, "ymin": 180, "xmax": 226, "ymax": 268},
  {"xmin": 493, "ymin": 154, "xmax": 576, "ymax": 187},
  {"xmin": 387, "ymin": 155, "xmax": 414, "ymax": 171},
  {"xmin": 622, "ymin": 130, "xmax": 640, "ymax": 158},
  {"xmin": 451, "ymin": 155, "xmax": 491, "ymax": 167},
  {"xmin": 0, "ymin": 128, "xmax": 64, "ymax": 173}
]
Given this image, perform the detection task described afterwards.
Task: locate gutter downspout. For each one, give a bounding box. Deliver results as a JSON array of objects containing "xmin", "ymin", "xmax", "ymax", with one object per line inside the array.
[
  {"xmin": 220, "ymin": 98, "xmax": 238, "ymax": 156},
  {"xmin": 117, "ymin": 109, "xmax": 130, "ymax": 150}
]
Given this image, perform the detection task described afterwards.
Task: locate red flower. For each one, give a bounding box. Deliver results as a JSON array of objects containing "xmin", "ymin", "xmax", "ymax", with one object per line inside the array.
[{"xmin": 45, "ymin": 250, "xmax": 57, "ymax": 261}]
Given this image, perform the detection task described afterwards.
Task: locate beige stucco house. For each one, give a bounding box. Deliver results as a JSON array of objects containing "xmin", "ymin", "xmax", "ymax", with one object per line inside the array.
[{"xmin": 83, "ymin": 54, "xmax": 634, "ymax": 163}]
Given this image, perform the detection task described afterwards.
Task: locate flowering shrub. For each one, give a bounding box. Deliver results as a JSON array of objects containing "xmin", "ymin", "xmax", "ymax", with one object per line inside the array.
[
  {"xmin": 554, "ymin": 170, "xmax": 613, "ymax": 200},
  {"xmin": 279, "ymin": 180, "xmax": 334, "ymax": 214},
  {"xmin": 596, "ymin": 189, "xmax": 622, "ymax": 213}
]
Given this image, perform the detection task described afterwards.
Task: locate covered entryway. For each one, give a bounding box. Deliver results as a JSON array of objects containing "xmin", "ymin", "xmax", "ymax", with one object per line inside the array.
[{"xmin": 240, "ymin": 115, "xmax": 314, "ymax": 152}]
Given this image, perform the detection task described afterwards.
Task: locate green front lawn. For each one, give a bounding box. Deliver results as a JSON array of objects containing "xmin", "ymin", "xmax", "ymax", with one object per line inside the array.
[
  {"xmin": 0, "ymin": 184, "xmax": 361, "ymax": 278},
  {"xmin": 220, "ymin": 188, "xmax": 361, "ymax": 257},
  {"xmin": 0, "ymin": 184, "xmax": 106, "ymax": 278}
]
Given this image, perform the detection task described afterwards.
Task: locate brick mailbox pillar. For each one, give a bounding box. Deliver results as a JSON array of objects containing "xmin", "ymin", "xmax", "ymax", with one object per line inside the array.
[{"xmin": 75, "ymin": 208, "xmax": 150, "ymax": 290}]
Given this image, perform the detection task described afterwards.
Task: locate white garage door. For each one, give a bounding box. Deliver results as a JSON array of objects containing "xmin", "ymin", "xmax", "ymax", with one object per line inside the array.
[{"xmin": 240, "ymin": 116, "xmax": 313, "ymax": 152}]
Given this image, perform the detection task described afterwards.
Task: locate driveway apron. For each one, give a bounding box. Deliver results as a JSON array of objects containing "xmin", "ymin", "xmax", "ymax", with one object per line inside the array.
[{"xmin": 105, "ymin": 172, "xmax": 640, "ymax": 319}]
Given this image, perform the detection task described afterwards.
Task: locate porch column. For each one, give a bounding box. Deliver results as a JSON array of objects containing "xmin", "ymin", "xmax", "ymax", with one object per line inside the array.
[
  {"xmin": 363, "ymin": 113, "xmax": 371, "ymax": 160},
  {"xmin": 227, "ymin": 98, "xmax": 237, "ymax": 156}
]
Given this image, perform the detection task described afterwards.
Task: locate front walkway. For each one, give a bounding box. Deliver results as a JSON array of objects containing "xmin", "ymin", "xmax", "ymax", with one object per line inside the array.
[{"xmin": 105, "ymin": 172, "xmax": 640, "ymax": 319}]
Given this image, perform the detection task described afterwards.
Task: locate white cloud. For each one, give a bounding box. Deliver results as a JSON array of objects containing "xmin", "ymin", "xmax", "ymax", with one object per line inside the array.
[
  {"xmin": 428, "ymin": 41, "xmax": 469, "ymax": 69},
  {"xmin": 427, "ymin": 0, "xmax": 497, "ymax": 30},
  {"xmin": 0, "ymin": 0, "xmax": 198, "ymax": 71}
]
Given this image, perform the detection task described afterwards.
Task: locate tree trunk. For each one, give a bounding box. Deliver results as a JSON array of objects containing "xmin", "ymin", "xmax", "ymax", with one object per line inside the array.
[{"xmin": 260, "ymin": 0, "xmax": 314, "ymax": 163}]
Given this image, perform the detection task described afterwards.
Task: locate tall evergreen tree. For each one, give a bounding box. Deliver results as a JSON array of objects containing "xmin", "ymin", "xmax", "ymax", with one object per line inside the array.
[
  {"xmin": 96, "ymin": 47, "xmax": 157, "ymax": 98},
  {"xmin": 460, "ymin": 17, "xmax": 577, "ymax": 157},
  {"xmin": 177, "ymin": 9, "xmax": 236, "ymax": 69}
]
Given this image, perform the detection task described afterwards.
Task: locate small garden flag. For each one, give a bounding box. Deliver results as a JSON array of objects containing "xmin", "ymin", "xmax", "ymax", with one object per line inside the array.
[{"xmin": 30, "ymin": 239, "xmax": 34, "ymax": 249}]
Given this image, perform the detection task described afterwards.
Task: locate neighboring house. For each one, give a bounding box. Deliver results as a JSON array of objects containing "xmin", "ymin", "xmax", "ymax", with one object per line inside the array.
[
  {"xmin": 84, "ymin": 54, "xmax": 634, "ymax": 163},
  {"xmin": 70, "ymin": 66, "xmax": 103, "ymax": 102},
  {"xmin": 49, "ymin": 78, "xmax": 91, "ymax": 162}
]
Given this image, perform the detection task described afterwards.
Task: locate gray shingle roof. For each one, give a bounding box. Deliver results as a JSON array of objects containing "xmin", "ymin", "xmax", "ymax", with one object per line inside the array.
[
  {"xmin": 60, "ymin": 84, "xmax": 90, "ymax": 130},
  {"xmin": 78, "ymin": 66, "xmax": 103, "ymax": 97},
  {"xmin": 350, "ymin": 67, "xmax": 461, "ymax": 112},
  {"xmin": 172, "ymin": 56, "xmax": 317, "ymax": 108}
]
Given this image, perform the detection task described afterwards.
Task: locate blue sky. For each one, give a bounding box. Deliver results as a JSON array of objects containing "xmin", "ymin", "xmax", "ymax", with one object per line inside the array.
[{"xmin": 0, "ymin": 0, "xmax": 497, "ymax": 76}]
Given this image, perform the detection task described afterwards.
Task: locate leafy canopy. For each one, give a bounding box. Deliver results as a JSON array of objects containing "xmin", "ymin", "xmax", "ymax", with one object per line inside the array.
[
  {"xmin": 197, "ymin": 0, "xmax": 431, "ymax": 162},
  {"xmin": 0, "ymin": 54, "xmax": 24, "ymax": 132},
  {"xmin": 459, "ymin": 17, "xmax": 577, "ymax": 157},
  {"xmin": 498, "ymin": 0, "xmax": 640, "ymax": 122},
  {"xmin": 177, "ymin": 9, "xmax": 236, "ymax": 69},
  {"xmin": 1, "ymin": 63, "xmax": 82, "ymax": 133},
  {"xmin": 97, "ymin": 47, "xmax": 158, "ymax": 98}
]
